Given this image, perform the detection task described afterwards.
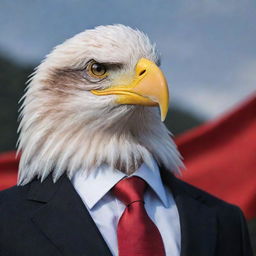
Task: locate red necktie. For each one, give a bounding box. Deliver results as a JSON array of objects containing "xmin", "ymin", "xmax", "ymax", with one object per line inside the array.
[{"xmin": 112, "ymin": 176, "xmax": 165, "ymax": 256}]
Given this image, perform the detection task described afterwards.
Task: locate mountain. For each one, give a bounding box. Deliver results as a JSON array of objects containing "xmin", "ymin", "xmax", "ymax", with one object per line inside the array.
[{"xmin": 0, "ymin": 55, "xmax": 31, "ymax": 152}]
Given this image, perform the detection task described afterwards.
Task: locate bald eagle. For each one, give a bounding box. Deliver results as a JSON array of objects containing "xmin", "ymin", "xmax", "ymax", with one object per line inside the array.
[{"xmin": 17, "ymin": 24, "xmax": 184, "ymax": 185}]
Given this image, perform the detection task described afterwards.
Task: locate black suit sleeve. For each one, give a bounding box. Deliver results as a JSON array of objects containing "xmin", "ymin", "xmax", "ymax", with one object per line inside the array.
[{"xmin": 235, "ymin": 207, "xmax": 254, "ymax": 256}]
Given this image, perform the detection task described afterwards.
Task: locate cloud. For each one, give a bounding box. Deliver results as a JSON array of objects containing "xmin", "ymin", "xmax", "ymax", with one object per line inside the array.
[{"xmin": 170, "ymin": 60, "xmax": 256, "ymax": 119}]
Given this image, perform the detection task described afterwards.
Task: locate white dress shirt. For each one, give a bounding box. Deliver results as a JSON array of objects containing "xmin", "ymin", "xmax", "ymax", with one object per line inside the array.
[{"xmin": 71, "ymin": 159, "xmax": 181, "ymax": 256}]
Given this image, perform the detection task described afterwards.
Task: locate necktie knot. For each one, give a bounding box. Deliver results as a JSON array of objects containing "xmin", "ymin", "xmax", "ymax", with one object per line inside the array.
[{"xmin": 112, "ymin": 176, "xmax": 147, "ymax": 206}]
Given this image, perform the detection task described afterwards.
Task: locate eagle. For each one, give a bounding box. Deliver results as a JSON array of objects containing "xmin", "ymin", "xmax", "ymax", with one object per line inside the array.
[{"xmin": 17, "ymin": 24, "xmax": 184, "ymax": 185}]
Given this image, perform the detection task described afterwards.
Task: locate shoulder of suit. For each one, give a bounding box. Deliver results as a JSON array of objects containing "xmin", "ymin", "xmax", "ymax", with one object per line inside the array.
[
  {"xmin": 0, "ymin": 183, "xmax": 30, "ymax": 208},
  {"xmin": 173, "ymin": 176, "xmax": 243, "ymax": 216}
]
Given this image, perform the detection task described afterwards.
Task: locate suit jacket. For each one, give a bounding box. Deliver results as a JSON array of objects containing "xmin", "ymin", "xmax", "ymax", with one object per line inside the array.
[{"xmin": 0, "ymin": 169, "xmax": 253, "ymax": 256}]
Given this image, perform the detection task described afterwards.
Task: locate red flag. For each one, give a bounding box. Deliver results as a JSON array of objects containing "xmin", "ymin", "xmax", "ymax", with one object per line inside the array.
[
  {"xmin": 176, "ymin": 94, "xmax": 256, "ymax": 220},
  {"xmin": 0, "ymin": 152, "xmax": 19, "ymax": 191},
  {"xmin": 0, "ymin": 94, "xmax": 255, "ymax": 219}
]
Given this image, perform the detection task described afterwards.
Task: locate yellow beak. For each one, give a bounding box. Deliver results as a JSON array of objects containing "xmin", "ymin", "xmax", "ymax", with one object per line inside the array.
[{"xmin": 91, "ymin": 58, "xmax": 169, "ymax": 121}]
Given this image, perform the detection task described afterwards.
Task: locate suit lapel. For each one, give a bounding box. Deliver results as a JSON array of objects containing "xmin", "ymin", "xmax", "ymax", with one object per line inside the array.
[
  {"xmin": 161, "ymin": 170, "xmax": 217, "ymax": 256},
  {"xmin": 27, "ymin": 175, "xmax": 112, "ymax": 256}
]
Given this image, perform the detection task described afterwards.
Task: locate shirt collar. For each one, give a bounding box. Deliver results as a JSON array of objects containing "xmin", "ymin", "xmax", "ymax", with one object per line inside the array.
[
  {"xmin": 133, "ymin": 160, "xmax": 169, "ymax": 207},
  {"xmin": 71, "ymin": 159, "xmax": 169, "ymax": 210}
]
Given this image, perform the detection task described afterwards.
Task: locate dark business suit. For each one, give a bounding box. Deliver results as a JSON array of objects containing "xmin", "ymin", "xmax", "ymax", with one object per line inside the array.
[{"xmin": 0, "ymin": 169, "xmax": 253, "ymax": 256}]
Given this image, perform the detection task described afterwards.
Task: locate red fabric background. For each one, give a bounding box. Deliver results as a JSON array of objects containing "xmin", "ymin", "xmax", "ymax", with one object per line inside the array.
[
  {"xmin": 0, "ymin": 152, "xmax": 19, "ymax": 191},
  {"xmin": 176, "ymin": 94, "xmax": 256, "ymax": 220},
  {"xmin": 0, "ymin": 94, "xmax": 255, "ymax": 219}
]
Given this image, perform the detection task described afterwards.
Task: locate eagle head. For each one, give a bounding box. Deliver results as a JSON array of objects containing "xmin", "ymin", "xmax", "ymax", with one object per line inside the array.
[{"xmin": 18, "ymin": 24, "xmax": 183, "ymax": 185}]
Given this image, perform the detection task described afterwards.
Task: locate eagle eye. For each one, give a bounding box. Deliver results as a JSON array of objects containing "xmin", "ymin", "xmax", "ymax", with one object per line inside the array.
[{"xmin": 86, "ymin": 60, "xmax": 107, "ymax": 80}]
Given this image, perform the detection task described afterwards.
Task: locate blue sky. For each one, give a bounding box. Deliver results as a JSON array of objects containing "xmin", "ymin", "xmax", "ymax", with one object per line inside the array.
[{"xmin": 0, "ymin": 0, "xmax": 255, "ymax": 119}]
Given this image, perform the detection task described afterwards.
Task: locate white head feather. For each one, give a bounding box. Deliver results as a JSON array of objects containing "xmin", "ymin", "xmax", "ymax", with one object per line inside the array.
[{"xmin": 17, "ymin": 24, "xmax": 184, "ymax": 185}]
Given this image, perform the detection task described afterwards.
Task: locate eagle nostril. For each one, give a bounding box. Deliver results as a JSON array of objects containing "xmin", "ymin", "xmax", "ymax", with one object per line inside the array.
[{"xmin": 139, "ymin": 70, "xmax": 146, "ymax": 76}]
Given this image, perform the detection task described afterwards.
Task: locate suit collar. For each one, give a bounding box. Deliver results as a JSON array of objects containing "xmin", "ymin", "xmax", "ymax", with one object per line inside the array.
[
  {"xmin": 27, "ymin": 175, "xmax": 112, "ymax": 256},
  {"xmin": 27, "ymin": 175, "xmax": 63, "ymax": 203},
  {"xmin": 161, "ymin": 168, "xmax": 217, "ymax": 256}
]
